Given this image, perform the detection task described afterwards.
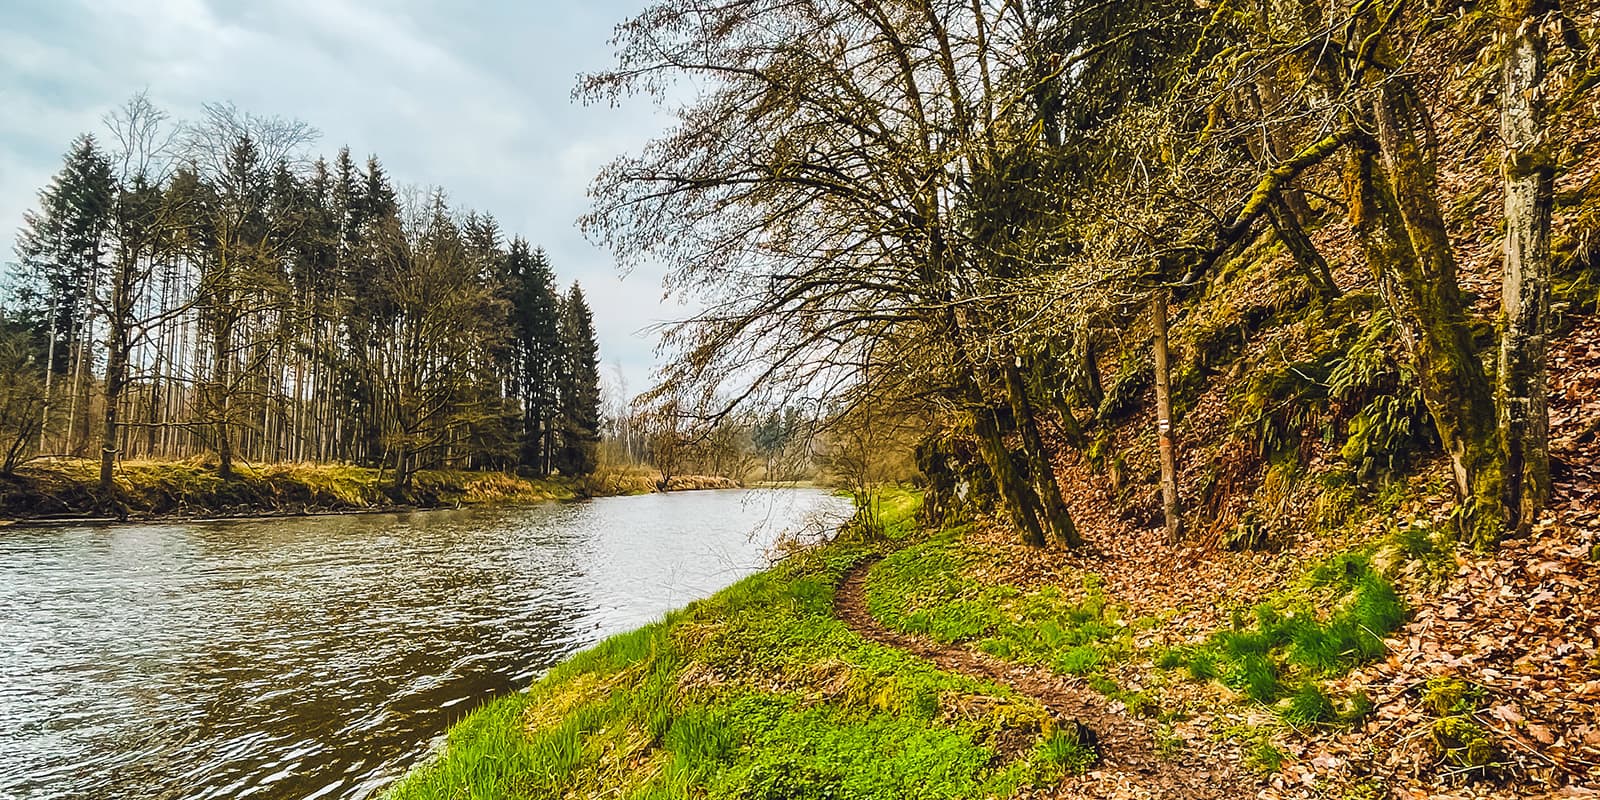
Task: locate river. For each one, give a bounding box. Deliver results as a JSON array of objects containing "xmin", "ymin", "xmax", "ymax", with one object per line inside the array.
[{"xmin": 0, "ymin": 488, "xmax": 851, "ymax": 800}]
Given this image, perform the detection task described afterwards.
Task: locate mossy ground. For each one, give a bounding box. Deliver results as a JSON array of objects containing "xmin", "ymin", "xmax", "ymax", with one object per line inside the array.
[
  {"xmin": 384, "ymin": 489, "xmax": 1090, "ymax": 800},
  {"xmin": 861, "ymin": 514, "xmax": 1412, "ymax": 771}
]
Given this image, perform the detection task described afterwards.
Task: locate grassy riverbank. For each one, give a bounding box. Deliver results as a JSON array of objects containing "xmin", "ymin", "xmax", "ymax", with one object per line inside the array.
[
  {"xmin": 383, "ymin": 466, "xmax": 1599, "ymax": 798},
  {"xmin": 385, "ymin": 489, "xmax": 1094, "ymax": 800},
  {"xmin": 0, "ymin": 460, "xmax": 741, "ymax": 522},
  {"xmin": 580, "ymin": 465, "xmax": 744, "ymax": 496}
]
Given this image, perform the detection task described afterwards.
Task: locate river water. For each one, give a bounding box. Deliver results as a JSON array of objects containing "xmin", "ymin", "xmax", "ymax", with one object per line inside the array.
[{"xmin": 0, "ymin": 488, "xmax": 850, "ymax": 800}]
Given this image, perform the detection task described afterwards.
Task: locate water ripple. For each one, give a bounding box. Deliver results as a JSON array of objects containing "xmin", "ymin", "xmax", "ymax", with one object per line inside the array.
[{"xmin": 0, "ymin": 488, "xmax": 850, "ymax": 800}]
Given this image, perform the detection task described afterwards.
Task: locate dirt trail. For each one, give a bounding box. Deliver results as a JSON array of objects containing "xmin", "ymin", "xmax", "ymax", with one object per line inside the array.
[{"xmin": 834, "ymin": 558, "xmax": 1255, "ymax": 799}]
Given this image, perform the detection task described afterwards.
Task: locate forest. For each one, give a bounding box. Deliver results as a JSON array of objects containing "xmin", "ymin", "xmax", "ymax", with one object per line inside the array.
[
  {"xmin": 0, "ymin": 97, "xmax": 604, "ymax": 498},
  {"xmin": 391, "ymin": 0, "xmax": 1600, "ymax": 797},
  {"xmin": 578, "ymin": 0, "xmax": 1597, "ymax": 553},
  {"xmin": 3, "ymin": 0, "xmax": 1599, "ymax": 796}
]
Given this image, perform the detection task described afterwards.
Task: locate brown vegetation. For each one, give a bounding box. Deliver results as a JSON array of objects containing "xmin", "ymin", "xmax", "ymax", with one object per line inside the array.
[{"xmin": 0, "ymin": 459, "xmax": 576, "ymax": 521}]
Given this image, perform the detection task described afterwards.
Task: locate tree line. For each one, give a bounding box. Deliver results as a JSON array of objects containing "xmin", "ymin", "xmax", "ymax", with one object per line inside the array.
[
  {"xmin": 580, "ymin": 0, "xmax": 1595, "ymax": 548},
  {"xmin": 1, "ymin": 95, "xmax": 603, "ymax": 492}
]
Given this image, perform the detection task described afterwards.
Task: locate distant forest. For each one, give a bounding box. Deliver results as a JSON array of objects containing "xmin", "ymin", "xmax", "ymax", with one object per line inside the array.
[{"xmin": 0, "ymin": 95, "xmax": 602, "ymax": 491}]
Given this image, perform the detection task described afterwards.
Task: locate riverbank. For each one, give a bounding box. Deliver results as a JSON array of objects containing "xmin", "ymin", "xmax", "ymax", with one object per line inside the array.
[
  {"xmin": 382, "ymin": 472, "xmax": 1598, "ymax": 799},
  {"xmin": 382, "ymin": 489, "xmax": 1100, "ymax": 800},
  {"xmin": 0, "ymin": 460, "xmax": 741, "ymax": 523},
  {"xmin": 0, "ymin": 485, "xmax": 839, "ymax": 800}
]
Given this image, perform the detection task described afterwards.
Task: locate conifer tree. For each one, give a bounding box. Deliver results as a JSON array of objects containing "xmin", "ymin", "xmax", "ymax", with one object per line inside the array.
[
  {"xmin": 12, "ymin": 134, "xmax": 115, "ymax": 455},
  {"xmin": 554, "ymin": 283, "xmax": 601, "ymax": 477},
  {"xmin": 508, "ymin": 241, "xmax": 562, "ymax": 474}
]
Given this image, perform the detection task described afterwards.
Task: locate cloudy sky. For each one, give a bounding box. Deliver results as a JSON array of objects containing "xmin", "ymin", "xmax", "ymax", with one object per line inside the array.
[{"xmin": 0, "ymin": 0, "xmax": 682, "ymax": 394}]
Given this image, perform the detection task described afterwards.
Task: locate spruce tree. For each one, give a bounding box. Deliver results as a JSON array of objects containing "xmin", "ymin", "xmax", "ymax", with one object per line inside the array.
[
  {"xmin": 507, "ymin": 240, "xmax": 561, "ymax": 475},
  {"xmin": 12, "ymin": 135, "xmax": 115, "ymax": 454},
  {"xmin": 554, "ymin": 282, "xmax": 601, "ymax": 477}
]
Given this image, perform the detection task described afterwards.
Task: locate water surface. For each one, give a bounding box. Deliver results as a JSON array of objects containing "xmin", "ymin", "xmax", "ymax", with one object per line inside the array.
[{"xmin": 0, "ymin": 488, "xmax": 849, "ymax": 800}]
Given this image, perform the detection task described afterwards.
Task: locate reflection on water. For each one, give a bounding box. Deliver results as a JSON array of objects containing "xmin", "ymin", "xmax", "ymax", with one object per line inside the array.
[{"xmin": 0, "ymin": 488, "xmax": 850, "ymax": 800}]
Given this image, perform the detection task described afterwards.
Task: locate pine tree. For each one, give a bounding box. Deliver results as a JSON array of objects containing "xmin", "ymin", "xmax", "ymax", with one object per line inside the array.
[
  {"xmin": 12, "ymin": 135, "xmax": 115, "ymax": 454},
  {"xmin": 554, "ymin": 282, "xmax": 601, "ymax": 477}
]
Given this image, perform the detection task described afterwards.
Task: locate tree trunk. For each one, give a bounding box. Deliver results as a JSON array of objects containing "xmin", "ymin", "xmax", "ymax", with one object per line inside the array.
[
  {"xmin": 212, "ymin": 320, "xmax": 235, "ymax": 481},
  {"xmin": 392, "ymin": 445, "xmax": 411, "ymax": 498},
  {"xmin": 99, "ymin": 364, "xmax": 123, "ymax": 491},
  {"xmin": 1002, "ymin": 357, "xmax": 1081, "ymax": 547},
  {"xmin": 972, "ymin": 407, "xmax": 1048, "ymax": 548},
  {"xmin": 1498, "ymin": 0, "xmax": 1554, "ymax": 534},
  {"xmin": 40, "ymin": 290, "xmax": 60, "ymax": 453},
  {"xmin": 1151, "ymin": 291, "xmax": 1181, "ymax": 543},
  {"xmin": 1266, "ymin": 193, "xmax": 1340, "ymax": 300},
  {"xmin": 66, "ymin": 315, "xmax": 89, "ymax": 456},
  {"xmin": 99, "ymin": 321, "xmax": 129, "ymax": 492},
  {"xmin": 1348, "ymin": 89, "xmax": 1504, "ymax": 545}
]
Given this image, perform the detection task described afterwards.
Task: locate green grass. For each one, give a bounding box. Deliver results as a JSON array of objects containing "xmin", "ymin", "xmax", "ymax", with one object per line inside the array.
[
  {"xmin": 1156, "ymin": 551, "xmax": 1403, "ymax": 723},
  {"xmin": 866, "ymin": 537, "xmax": 1126, "ymax": 654},
  {"xmin": 385, "ymin": 490, "xmax": 1084, "ymax": 800},
  {"xmin": 861, "ymin": 533, "xmax": 1147, "ymax": 717}
]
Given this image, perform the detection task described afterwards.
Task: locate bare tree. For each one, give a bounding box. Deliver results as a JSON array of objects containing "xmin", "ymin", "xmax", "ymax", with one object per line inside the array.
[
  {"xmin": 96, "ymin": 93, "xmax": 180, "ymax": 490},
  {"xmin": 181, "ymin": 104, "xmax": 317, "ymax": 479},
  {"xmin": 580, "ymin": 0, "xmax": 1087, "ymax": 546}
]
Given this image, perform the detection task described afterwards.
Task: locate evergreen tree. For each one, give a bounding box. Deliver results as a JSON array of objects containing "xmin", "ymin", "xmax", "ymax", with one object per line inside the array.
[
  {"xmin": 554, "ymin": 282, "xmax": 601, "ymax": 477},
  {"xmin": 461, "ymin": 212, "xmax": 520, "ymax": 467},
  {"xmin": 12, "ymin": 135, "xmax": 115, "ymax": 454},
  {"xmin": 508, "ymin": 240, "xmax": 562, "ymax": 474},
  {"xmin": 13, "ymin": 135, "xmax": 116, "ymax": 346}
]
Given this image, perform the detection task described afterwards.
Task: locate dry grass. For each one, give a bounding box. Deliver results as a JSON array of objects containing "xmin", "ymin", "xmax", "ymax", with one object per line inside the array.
[
  {"xmin": 0, "ymin": 459, "xmax": 578, "ymax": 521},
  {"xmin": 582, "ymin": 465, "xmax": 741, "ymax": 496}
]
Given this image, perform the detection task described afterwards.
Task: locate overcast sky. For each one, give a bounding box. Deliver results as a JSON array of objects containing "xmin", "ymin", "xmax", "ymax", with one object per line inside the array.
[{"xmin": 0, "ymin": 0, "xmax": 682, "ymax": 395}]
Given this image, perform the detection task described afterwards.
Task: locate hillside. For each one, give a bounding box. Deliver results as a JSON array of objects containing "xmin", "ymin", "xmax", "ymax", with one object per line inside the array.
[{"xmin": 386, "ymin": 0, "xmax": 1600, "ymax": 795}]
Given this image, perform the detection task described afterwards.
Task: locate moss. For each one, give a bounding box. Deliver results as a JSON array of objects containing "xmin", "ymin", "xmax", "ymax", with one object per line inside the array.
[
  {"xmin": 1429, "ymin": 716, "xmax": 1497, "ymax": 771},
  {"xmin": 1420, "ymin": 677, "xmax": 1482, "ymax": 717},
  {"xmin": 1246, "ymin": 737, "xmax": 1289, "ymax": 774},
  {"xmin": 1096, "ymin": 356, "xmax": 1152, "ymax": 422}
]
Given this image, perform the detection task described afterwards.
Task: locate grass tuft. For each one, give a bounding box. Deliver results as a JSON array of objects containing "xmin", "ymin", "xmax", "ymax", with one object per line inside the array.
[{"xmin": 1158, "ymin": 550, "xmax": 1404, "ymax": 712}]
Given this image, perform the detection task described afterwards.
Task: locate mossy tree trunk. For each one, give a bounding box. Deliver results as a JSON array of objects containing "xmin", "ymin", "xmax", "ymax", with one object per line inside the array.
[
  {"xmin": 1346, "ymin": 85, "xmax": 1505, "ymax": 546},
  {"xmin": 1024, "ymin": 347, "xmax": 1085, "ymax": 448},
  {"xmin": 1002, "ymin": 357, "xmax": 1082, "ymax": 548},
  {"xmin": 392, "ymin": 444, "xmax": 414, "ymax": 498},
  {"xmin": 1497, "ymin": 0, "xmax": 1555, "ymax": 534},
  {"xmin": 99, "ymin": 314, "xmax": 129, "ymax": 492},
  {"xmin": 1266, "ymin": 193, "xmax": 1340, "ymax": 300},
  {"xmin": 1073, "ymin": 324, "xmax": 1104, "ymax": 411},
  {"xmin": 208, "ymin": 310, "xmax": 236, "ymax": 482},
  {"xmin": 971, "ymin": 407, "xmax": 1048, "ymax": 548}
]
